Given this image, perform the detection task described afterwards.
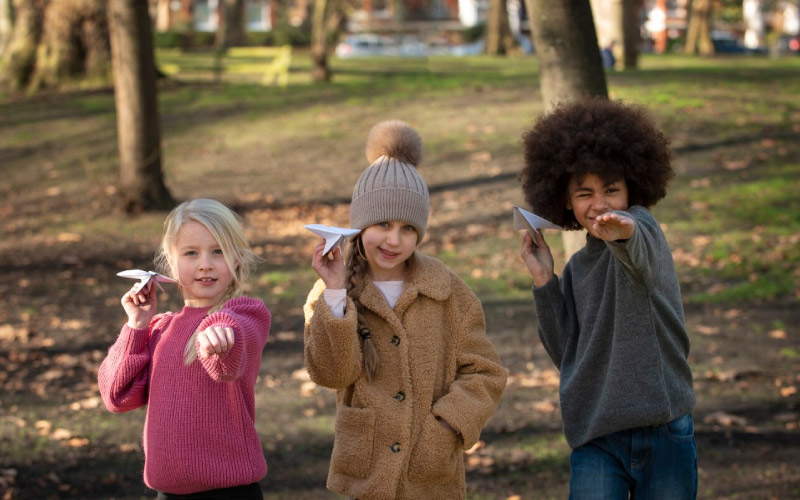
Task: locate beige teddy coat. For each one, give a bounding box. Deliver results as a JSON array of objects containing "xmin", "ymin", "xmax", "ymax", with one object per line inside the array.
[{"xmin": 304, "ymin": 253, "xmax": 507, "ymax": 500}]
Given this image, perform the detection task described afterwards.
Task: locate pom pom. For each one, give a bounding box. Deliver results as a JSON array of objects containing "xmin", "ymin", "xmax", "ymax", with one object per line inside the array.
[{"xmin": 365, "ymin": 120, "xmax": 423, "ymax": 167}]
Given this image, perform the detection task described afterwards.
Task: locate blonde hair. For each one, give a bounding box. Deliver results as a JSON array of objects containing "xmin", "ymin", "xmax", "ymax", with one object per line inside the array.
[{"xmin": 154, "ymin": 198, "xmax": 259, "ymax": 365}]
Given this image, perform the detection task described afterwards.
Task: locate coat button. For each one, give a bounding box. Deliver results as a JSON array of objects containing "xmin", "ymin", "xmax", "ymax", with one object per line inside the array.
[
  {"xmin": 391, "ymin": 335, "xmax": 401, "ymax": 346},
  {"xmin": 394, "ymin": 391, "xmax": 405, "ymax": 402},
  {"xmin": 390, "ymin": 442, "xmax": 401, "ymax": 453}
]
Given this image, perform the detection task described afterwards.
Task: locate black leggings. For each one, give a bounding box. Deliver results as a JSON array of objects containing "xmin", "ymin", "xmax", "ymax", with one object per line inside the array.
[{"xmin": 156, "ymin": 482, "xmax": 263, "ymax": 500}]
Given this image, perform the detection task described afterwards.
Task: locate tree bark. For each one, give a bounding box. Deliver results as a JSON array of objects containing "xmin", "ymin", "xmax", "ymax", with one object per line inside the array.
[
  {"xmin": 30, "ymin": 0, "xmax": 110, "ymax": 90},
  {"xmin": 527, "ymin": 0, "xmax": 609, "ymax": 261},
  {"xmin": 215, "ymin": 0, "xmax": 245, "ymax": 50},
  {"xmin": 0, "ymin": 0, "xmax": 110, "ymax": 92},
  {"xmin": 0, "ymin": 0, "xmax": 44, "ymax": 91},
  {"xmin": 684, "ymin": 0, "xmax": 714, "ymax": 56},
  {"xmin": 310, "ymin": 0, "xmax": 331, "ymax": 82},
  {"xmin": 109, "ymin": 0, "xmax": 173, "ymax": 213},
  {"xmin": 486, "ymin": 0, "xmax": 516, "ymax": 55},
  {"xmin": 609, "ymin": 0, "xmax": 640, "ymax": 69},
  {"xmin": 0, "ymin": 0, "xmax": 12, "ymax": 54},
  {"xmin": 527, "ymin": 0, "xmax": 608, "ymax": 108}
]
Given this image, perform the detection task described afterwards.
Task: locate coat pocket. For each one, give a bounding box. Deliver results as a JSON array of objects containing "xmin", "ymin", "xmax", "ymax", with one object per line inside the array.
[
  {"xmin": 407, "ymin": 413, "xmax": 460, "ymax": 483},
  {"xmin": 330, "ymin": 406, "xmax": 375, "ymax": 479}
]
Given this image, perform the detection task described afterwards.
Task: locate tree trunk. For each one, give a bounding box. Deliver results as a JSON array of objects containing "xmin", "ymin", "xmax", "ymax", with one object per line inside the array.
[
  {"xmin": 109, "ymin": 0, "xmax": 173, "ymax": 213},
  {"xmin": 609, "ymin": 0, "xmax": 640, "ymax": 69},
  {"xmin": 0, "ymin": 0, "xmax": 12, "ymax": 54},
  {"xmin": 0, "ymin": 0, "xmax": 110, "ymax": 92},
  {"xmin": 486, "ymin": 0, "xmax": 516, "ymax": 55},
  {"xmin": 527, "ymin": 0, "xmax": 608, "ymax": 108},
  {"xmin": 215, "ymin": 0, "xmax": 245, "ymax": 50},
  {"xmin": 310, "ymin": 0, "xmax": 330, "ymax": 82},
  {"xmin": 684, "ymin": 0, "xmax": 714, "ymax": 56},
  {"xmin": 30, "ymin": 0, "xmax": 110, "ymax": 91},
  {"xmin": 0, "ymin": 0, "xmax": 44, "ymax": 91},
  {"xmin": 527, "ymin": 0, "xmax": 609, "ymax": 261}
]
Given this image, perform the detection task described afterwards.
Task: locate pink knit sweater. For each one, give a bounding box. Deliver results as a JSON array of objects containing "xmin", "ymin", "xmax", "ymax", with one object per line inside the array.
[{"xmin": 98, "ymin": 297, "xmax": 271, "ymax": 494}]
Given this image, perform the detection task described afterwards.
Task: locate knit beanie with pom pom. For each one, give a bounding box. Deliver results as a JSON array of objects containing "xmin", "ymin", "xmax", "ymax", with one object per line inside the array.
[{"xmin": 350, "ymin": 120, "xmax": 430, "ymax": 242}]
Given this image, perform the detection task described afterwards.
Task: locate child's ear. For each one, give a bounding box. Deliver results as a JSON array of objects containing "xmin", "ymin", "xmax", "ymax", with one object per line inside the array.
[{"xmin": 566, "ymin": 199, "xmax": 573, "ymax": 211}]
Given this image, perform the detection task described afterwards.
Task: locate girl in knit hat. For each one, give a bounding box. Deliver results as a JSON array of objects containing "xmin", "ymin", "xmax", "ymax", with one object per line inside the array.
[
  {"xmin": 304, "ymin": 121, "xmax": 507, "ymax": 500},
  {"xmin": 99, "ymin": 198, "xmax": 271, "ymax": 499}
]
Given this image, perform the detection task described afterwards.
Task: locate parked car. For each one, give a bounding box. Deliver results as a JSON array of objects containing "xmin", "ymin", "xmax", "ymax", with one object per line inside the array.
[
  {"xmin": 712, "ymin": 33, "xmax": 767, "ymax": 55},
  {"xmin": 334, "ymin": 34, "xmax": 428, "ymax": 58},
  {"xmin": 335, "ymin": 34, "xmax": 395, "ymax": 58}
]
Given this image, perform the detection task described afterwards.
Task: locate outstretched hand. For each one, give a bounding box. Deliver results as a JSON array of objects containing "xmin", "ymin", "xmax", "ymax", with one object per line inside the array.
[
  {"xmin": 311, "ymin": 240, "xmax": 346, "ymax": 289},
  {"xmin": 520, "ymin": 230, "xmax": 555, "ymax": 287},
  {"xmin": 592, "ymin": 212, "xmax": 634, "ymax": 242},
  {"xmin": 122, "ymin": 282, "xmax": 158, "ymax": 330},
  {"xmin": 197, "ymin": 326, "xmax": 235, "ymax": 359}
]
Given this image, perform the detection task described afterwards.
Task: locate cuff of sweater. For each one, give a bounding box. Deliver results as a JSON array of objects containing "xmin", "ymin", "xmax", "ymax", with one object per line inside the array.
[{"xmin": 121, "ymin": 324, "xmax": 150, "ymax": 353}]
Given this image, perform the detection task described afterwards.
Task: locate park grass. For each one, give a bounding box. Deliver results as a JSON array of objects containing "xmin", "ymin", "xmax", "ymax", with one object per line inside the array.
[{"xmin": 1, "ymin": 52, "xmax": 799, "ymax": 499}]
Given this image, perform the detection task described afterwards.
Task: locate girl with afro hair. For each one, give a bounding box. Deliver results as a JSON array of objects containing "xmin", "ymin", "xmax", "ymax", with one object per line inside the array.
[{"xmin": 519, "ymin": 98, "xmax": 697, "ymax": 499}]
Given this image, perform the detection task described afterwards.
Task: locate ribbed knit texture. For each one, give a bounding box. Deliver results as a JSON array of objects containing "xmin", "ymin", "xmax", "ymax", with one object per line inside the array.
[
  {"xmin": 350, "ymin": 156, "xmax": 430, "ymax": 241},
  {"xmin": 98, "ymin": 297, "xmax": 271, "ymax": 494},
  {"xmin": 532, "ymin": 206, "xmax": 695, "ymax": 449}
]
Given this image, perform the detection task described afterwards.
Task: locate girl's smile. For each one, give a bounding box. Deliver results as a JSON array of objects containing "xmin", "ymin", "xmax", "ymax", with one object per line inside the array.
[
  {"xmin": 566, "ymin": 173, "xmax": 629, "ymax": 238},
  {"xmin": 172, "ymin": 221, "xmax": 233, "ymax": 307},
  {"xmin": 361, "ymin": 221, "xmax": 418, "ymax": 281}
]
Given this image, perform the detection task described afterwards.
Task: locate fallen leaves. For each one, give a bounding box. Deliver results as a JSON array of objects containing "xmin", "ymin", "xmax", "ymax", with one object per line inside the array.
[{"xmin": 704, "ymin": 411, "xmax": 748, "ymax": 427}]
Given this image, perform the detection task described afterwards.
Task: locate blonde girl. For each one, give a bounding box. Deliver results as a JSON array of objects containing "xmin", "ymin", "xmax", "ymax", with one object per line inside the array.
[
  {"xmin": 99, "ymin": 198, "xmax": 271, "ymax": 500},
  {"xmin": 304, "ymin": 121, "xmax": 507, "ymax": 500}
]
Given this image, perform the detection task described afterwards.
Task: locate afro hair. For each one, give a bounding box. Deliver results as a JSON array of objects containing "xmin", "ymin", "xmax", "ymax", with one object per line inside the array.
[{"xmin": 519, "ymin": 98, "xmax": 674, "ymax": 230}]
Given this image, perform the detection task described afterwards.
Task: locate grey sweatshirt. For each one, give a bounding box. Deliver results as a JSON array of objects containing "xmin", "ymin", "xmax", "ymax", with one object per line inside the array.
[{"xmin": 533, "ymin": 205, "xmax": 695, "ymax": 449}]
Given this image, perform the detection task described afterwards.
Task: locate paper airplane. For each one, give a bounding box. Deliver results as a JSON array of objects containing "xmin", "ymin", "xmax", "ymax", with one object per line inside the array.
[
  {"xmin": 513, "ymin": 206, "xmax": 563, "ymax": 232},
  {"xmin": 304, "ymin": 224, "xmax": 361, "ymax": 256},
  {"xmin": 117, "ymin": 269, "xmax": 176, "ymax": 294}
]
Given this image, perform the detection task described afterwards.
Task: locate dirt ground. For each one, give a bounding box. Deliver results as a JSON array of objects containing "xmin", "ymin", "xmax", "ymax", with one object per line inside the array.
[
  {"xmin": 2, "ymin": 197, "xmax": 798, "ymax": 500},
  {"xmin": 2, "ymin": 69, "xmax": 799, "ymax": 499}
]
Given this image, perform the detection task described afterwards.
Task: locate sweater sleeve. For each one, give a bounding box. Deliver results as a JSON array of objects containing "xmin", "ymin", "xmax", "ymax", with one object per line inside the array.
[
  {"xmin": 303, "ymin": 279, "xmax": 363, "ymax": 389},
  {"xmin": 532, "ymin": 271, "xmax": 577, "ymax": 369},
  {"xmin": 98, "ymin": 314, "xmax": 170, "ymax": 412},
  {"xmin": 195, "ymin": 297, "xmax": 271, "ymax": 382},
  {"xmin": 431, "ymin": 276, "xmax": 507, "ymax": 449},
  {"xmin": 605, "ymin": 206, "xmax": 668, "ymax": 284}
]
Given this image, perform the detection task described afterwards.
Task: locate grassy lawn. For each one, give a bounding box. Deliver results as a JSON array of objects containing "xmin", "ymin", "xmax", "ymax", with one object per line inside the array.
[{"xmin": 1, "ymin": 52, "xmax": 799, "ymax": 499}]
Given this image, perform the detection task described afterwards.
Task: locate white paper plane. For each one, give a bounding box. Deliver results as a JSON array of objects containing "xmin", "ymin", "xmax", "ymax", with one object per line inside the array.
[
  {"xmin": 117, "ymin": 269, "xmax": 177, "ymax": 294},
  {"xmin": 304, "ymin": 224, "xmax": 361, "ymax": 256},
  {"xmin": 513, "ymin": 206, "xmax": 564, "ymax": 232}
]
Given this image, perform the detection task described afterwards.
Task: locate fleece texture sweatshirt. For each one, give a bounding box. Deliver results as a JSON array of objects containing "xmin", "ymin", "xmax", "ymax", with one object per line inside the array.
[
  {"xmin": 98, "ymin": 297, "xmax": 271, "ymax": 494},
  {"xmin": 533, "ymin": 205, "xmax": 695, "ymax": 449},
  {"xmin": 304, "ymin": 253, "xmax": 507, "ymax": 500}
]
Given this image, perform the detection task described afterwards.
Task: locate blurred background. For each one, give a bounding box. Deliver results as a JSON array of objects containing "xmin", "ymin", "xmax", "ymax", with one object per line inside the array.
[{"xmin": 1, "ymin": 0, "xmax": 799, "ymax": 499}]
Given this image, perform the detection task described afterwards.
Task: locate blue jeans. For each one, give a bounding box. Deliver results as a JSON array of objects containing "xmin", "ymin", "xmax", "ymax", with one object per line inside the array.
[{"xmin": 569, "ymin": 413, "xmax": 698, "ymax": 500}]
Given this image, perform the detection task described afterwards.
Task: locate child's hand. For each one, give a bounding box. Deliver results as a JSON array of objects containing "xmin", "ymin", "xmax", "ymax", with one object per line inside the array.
[
  {"xmin": 197, "ymin": 326, "xmax": 235, "ymax": 359},
  {"xmin": 122, "ymin": 282, "xmax": 158, "ymax": 330},
  {"xmin": 437, "ymin": 417, "xmax": 461, "ymax": 438},
  {"xmin": 311, "ymin": 240, "xmax": 346, "ymax": 289},
  {"xmin": 592, "ymin": 212, "xmax": 634, "ymax": 242},
  {"xmin": 520, "ymin": 230, "xmax": 555, "ymax": 287}
]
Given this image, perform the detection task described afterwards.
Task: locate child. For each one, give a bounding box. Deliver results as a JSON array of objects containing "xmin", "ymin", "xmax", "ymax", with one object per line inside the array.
[
  {"xmin": 98, "ymin": 198, "xmax": 271, "ymax": 500},
  {"xmin": 303, "ymin": 121, "xmax": 507, "ymax": 500},
  {"xmin": 518, "ymin": 98, "xmax": 697, "ymax": 499}
]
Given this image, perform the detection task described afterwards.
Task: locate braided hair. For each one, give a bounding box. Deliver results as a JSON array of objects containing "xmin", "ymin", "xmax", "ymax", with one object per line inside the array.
[{"xmin": 344, "ymin": 236, "xmax": 380, "ymax": 381}]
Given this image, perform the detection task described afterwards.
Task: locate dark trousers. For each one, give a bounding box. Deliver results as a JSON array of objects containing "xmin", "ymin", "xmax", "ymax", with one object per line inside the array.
[{"xmin": 157, "ymin": 482, "xmax": 263, "ymax": 500}]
